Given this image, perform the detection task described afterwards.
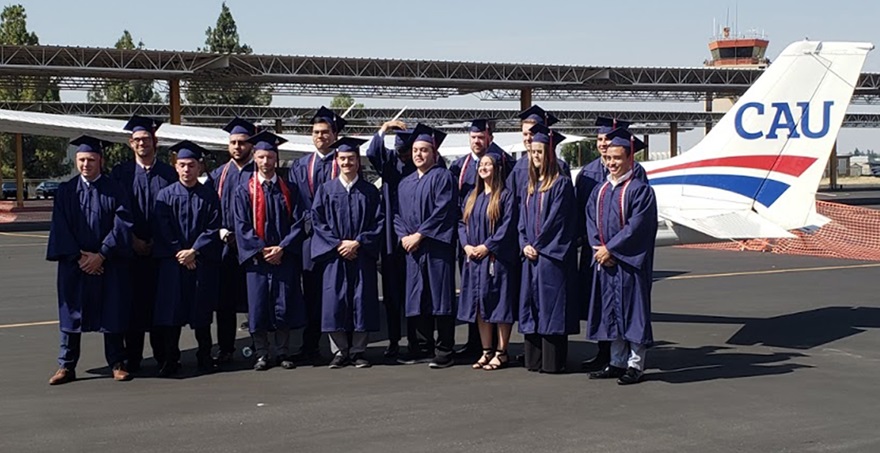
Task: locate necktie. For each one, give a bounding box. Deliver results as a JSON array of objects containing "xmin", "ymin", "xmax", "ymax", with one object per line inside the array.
[{"xmin": 263, "ymin": 181, "xmax": 277, "ymax": 245}]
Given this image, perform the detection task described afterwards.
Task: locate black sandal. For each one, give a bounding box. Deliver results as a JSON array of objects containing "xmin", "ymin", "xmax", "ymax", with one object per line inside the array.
[
  {"xmin": 483, "ymin": 350, "xmax": 509, "ymax": 370},
  {"xmin": 473, "ymin": 349, "xmax": 494, "ymax": 369}
]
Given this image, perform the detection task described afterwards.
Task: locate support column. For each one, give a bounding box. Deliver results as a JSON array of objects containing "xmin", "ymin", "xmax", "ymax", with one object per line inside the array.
[
  {"xmin": 704, "ymin": 92, "xmax": 714, "ymax": 134},
  {"xmin": 829, "ymin": 140, "xmax": 838, "ymax": 190},
  {"xmin": 643, "ymin": 134, "xmax": 650, "ymax": 161},
  {"xmin": 15, "ymin": 133, "xmax": 24, "ymax": 208},
  {"xmin": 275, "ymin": 119, "xmax": 283, "ymax": 134},
  {"xmin": 520, "ymin": 88, "xmax": 532, "ymax": 112},
  {"xmin": 169, "ymin": 79, "xmax": 182, "ymax": 125},
  {"xmin": 669, "ymin": 122, "xmax": 679, "ymax": 158}
]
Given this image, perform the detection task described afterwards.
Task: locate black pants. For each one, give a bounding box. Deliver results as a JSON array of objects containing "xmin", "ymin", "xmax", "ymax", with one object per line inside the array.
[
  {"xmin": 160, "ymin": 326, "xmax": 213, "ymax": 364},
  {"xmin": 523, "ymin": 334, "xmax": 568, "ymax": 373},
  {"xmin": 300, "ymin": 269, "xmax": 323, "ymax": 354},
  {"xmin": 125, "ymin": 256, "xmax": 161, "ymax": 365},
  {"xmin": 380, "ymin": 249, "xmax": 406, "ymax": 344},
  {"xmin": 408, "ymin": 313, "xmax": 455, "ymax": 359},
  {"xmin": 216, "ymin": 254, "xmax": 247, "ymax": 355}
]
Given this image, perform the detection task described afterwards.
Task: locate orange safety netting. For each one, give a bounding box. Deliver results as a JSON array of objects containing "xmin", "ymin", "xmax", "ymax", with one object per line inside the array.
[{"xmin": 679, "ymin": 201, "xmax": 880, "ymax": 261}]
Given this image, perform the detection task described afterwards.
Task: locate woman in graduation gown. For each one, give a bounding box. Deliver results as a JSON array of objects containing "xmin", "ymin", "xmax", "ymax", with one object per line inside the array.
[
  {"xmin": 393, "ymin": 124, "xmax": 459, "ymax": 369},
  {"xmin": 518, "ymin": 123, "xmax": 580, "ymax": 374},
  {"xmin": 152, "ymin": 141, "xmax": 223, "ymax": 376},
  {"xmin": 458, "ymin": 153, "xmax": 518, "ymax": 370},
  {"xmin": 311, "ymin": 137, "xmax": 384, "ymax": 369},
  {"xmin": 233, "ymin": 131, "xmax": 306, "ymax": 371},
  {"xmin": 46, "ymin": 136, "xmax": 134, "ymax": 384}
]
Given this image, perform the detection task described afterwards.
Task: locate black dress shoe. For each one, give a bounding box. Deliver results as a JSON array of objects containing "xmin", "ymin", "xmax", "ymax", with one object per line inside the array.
[
  {"xmin": 351, "ymin": 353, "xmax": 371, "ymax": 368},
  {"xmin": 158, "ymin": 361, "xmax": 181, "ymax": 378},
  {"xmin": 428, "ymin": 354, "xmax": 454, "ymax": 369},
  {"xmin": 254, "ymin": 356, "xmax": 270, "ymax": 371},
  {"xmin": 328, "ymin": 353, "xmax": 349, "ymax": 369},
  {"xmin": 589, "ymin": 365, "xmax": 626, "ymax": 379},
  {"xmin": 214, "ymin": 351, "xmax": 234, "ymax": 366},
  {"xmin": 580, "ymin": 355, "xmax": 610, "ymax": 372},
  {"xmin": 383, "ymin": 342, "xmax": 400, "ymax": 358},
  {"xmin": 276, "ymin": 355, "xmax": 296, "ymax": 370},
  {"xmin": 617, "ymin": 367, "xmax": 645, "ymax": 385}
]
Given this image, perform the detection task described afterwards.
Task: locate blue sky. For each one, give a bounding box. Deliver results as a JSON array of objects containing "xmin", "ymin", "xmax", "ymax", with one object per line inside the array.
[{"xmin": 11, "ymin": 0, "xmax": 880, "ymax": 153}]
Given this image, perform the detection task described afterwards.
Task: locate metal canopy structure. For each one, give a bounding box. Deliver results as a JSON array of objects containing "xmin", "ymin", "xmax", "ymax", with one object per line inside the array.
[{"xmin": 2, "ymin": 45, "xmax": 880, "ymax": 103}]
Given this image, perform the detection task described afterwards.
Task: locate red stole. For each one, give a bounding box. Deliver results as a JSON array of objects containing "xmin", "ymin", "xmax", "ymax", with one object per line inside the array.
[{"xmin": 249, "ymin": 175, "xmax": 293, "ymax": 241}]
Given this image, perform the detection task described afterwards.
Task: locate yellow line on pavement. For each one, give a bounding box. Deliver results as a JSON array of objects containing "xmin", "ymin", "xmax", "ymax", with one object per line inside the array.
[
  {"xmin": 0, "ymin": 320, "xmax": 58, "ymax": 329},
  {"xmin": 0, "ymin": 232, "xmax": 49, "ymax": 239},
  {"xmin": 665, "ymin": 263, "xmax": 880, "ymax": 281}
]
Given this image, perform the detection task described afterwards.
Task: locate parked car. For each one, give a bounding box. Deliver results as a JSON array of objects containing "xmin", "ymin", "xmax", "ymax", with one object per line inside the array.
[
  {"xmin": 1, "ymin": 182, "xmax": 28, "ymax": 200},
  {"xmin": 35, "ymin": 181, "xmax": 60, "ymax": 199}
]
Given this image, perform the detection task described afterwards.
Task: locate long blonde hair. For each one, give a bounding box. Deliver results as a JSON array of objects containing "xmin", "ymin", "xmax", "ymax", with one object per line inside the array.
[
  {"xmin": 462, "ymin": 154, "xmax": 504, "ymax": 232},
  {"xmin": 527, "ymin": 141, "xmax": 560, "ymax": 195}
]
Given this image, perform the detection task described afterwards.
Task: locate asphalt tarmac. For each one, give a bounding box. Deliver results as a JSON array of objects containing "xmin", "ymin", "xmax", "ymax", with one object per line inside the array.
[{"xmin": 1, "ymin": 231, "xmax": 879, "ymax": 452}]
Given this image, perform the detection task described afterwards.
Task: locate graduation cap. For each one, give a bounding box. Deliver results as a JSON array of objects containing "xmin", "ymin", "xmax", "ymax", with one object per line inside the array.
[
  {"xmin": 311, "ymin": 106, "xmax": 347, "ymax": 133},
  {"xmin": 518, "ymin": 105, "xmax": 559, "ymax": 126},
  {"xmin": 123, "ymin": 115, "xmax": 163, "ymax": 134},
  {"xmin": 223, "ymin": 117, "xmax": 257, "ymax": 136},
  {"xmin": 247, "ymin": 130, "xmax": 288, "ymax": 153},
  {"xmin": 169, "ymin": 140, "xmax": 207, "ymax": 160},
  {"xmin": 394, "ymin": 129, "xmax": 413, "ymax": 149},
  {"xmin": 595, "ymin": 116, "xmax": 631, "ymax": 135},
  {"xmin": 468, "ymin": 118, "xmax": 494, "ymax": 133},
  {"xmin": 408, "ymin": 123, "xmax": 447, "ymax": 149},
  {"xmin": 529, "ymin": 123, "xmax": 567, "ymax": 148},
  {"xmin": 70, "ymin": 135, "xmax": 109, "ymax": 155},
  {"xmin": 606, "ymin": 127, "xmax": 646, "ymax": 154},
  {"xmin": 330, "ymin": 137, "xmax": 367, "ymax": 154}
]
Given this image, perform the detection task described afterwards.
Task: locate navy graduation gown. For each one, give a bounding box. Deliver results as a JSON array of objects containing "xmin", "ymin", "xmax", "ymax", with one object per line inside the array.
[
  {"xmin": 46, "ymin": 175, "xmax": 133, "ymax": 334},
  {"xmin": 208, "ymin": 160, "xmax": 254, "ymax": 262},
  {"xmin": 110, "ymin": 160, "xmax": 177, "ymax": 242},
  {"xmin": 152, "ymin": 182, "xmax": 222, "ymax": 329},
  {"xmin": 365, "ymin": 133, "xmax": 415, "ymax": 256},
  {"xmin": 311, "ymin": 178, "xmax": 384, "ymax": 332},
  {"xmin": 287, "ymin": 150, "xmax": 338, "ymax": 271},
  {"xmin": 506, "ymin": 156, "xmax": 572, "ymax": 205},
  {"xmin": 457, "ymin": 188, "xmax": 518, "ymax": 324},
  {"xmin": 517, "ymin": 177, "xmax": 580, "ymax": 336},
  {"xmin": 393, "ymin": 165, "xmax": 458, "ymax": 317},
  {"xmin": 233, "ymin": 177, "xmax": 306, "ymax": 332},
  {"xmin": 585, "ymin": 176, "xmax": 657, "ymax": 345}
]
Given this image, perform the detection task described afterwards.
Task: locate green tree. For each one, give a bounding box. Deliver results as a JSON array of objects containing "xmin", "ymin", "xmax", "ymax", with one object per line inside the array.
[
  {"xmin": 87, "ymin": 31, "xmax": 161, "ymax": 103},
  {"xmin": 185, "ymin": 2, "xmax": 271, "ymax": 105},
  {"xmin": 0, "ymin": 4, "xmax": 67, "ymax": 179},
  {"xmin": 330, "ymin": 93, "xmax": 364, "ymax": 111},
  {"xmin": 560, "ymin": 139, "xmax": 598, "ymax": 168}
]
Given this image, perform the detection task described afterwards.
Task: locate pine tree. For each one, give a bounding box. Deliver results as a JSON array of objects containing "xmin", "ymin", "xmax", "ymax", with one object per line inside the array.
[{"xmin": 186, "ymin": 2, "xmax": 271, "ymax": 105}]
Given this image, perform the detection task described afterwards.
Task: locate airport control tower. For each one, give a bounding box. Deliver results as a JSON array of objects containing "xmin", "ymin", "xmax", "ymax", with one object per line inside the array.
[{"xmin": 704, "ymin": 26, "xmax": 769, "ymax": 121}]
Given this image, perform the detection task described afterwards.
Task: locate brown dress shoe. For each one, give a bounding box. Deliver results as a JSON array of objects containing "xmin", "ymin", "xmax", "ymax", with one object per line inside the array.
[
  {"xmin": 49, "ymin": 368, "xmax": 76, "ymax": 385},
  {"xmin": 112, "ymin": 363, "xmax": 132, "ymax": 382}
]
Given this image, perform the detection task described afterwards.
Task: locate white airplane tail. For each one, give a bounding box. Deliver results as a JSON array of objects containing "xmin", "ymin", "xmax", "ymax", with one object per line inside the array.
[{"xmin": 644, "ymin": 41, "xmax": 873, "ymax": 239}]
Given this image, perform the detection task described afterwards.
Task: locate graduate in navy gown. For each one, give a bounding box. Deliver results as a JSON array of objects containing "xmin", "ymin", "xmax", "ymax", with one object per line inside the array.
[
  {"xmin": 311, "ymin": 137, "xmax": 384, "ymax": 369},
  {"xmin": 518, "ymin": 123, "xmax": 579, "ymax": 374},
  {"xmin": 449, "ymin": 119, "xmax": 515, "ymax": 355},
  {"xmin": 394, "ymin": 124, "xmax": 459, "ymax": 369},
  {"xmin": 111, "ymin": 115, "xmax": 178, "ymax": 373},
  {"xmin": 507, "ymin": 106, "xmax": 571, "ymax": 207},
  {"xmin": 574, "ymin": 117, "xmax": 643, "ymax": 372},
  {"xmin": 586, "ymin": 128, "xmax": 657, "ymax": 385},
  {"xmin": 365, "ymin": 120, "xmax": 414, "ymax": 358},
  {"xmin": 457, "ymin": 153, "xmax": 518, "ymax": 371},
  {"xmin": 152, "ymin": 141, "xmax": 222, "ymax": 377},
  {"xmin": 234, "ymin": 131, "xmax": 306, "ymax": 371},
  {"xmin": 208, "ymin": 118, "xmax": 256, "ymax": 366},
  {"xmin": 286, "ymin": 106, "xmax": 346, "ymax": 364},
  {"xmin": 47, "ymin": 136, "xmax": 134, "ymax": 385}
]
